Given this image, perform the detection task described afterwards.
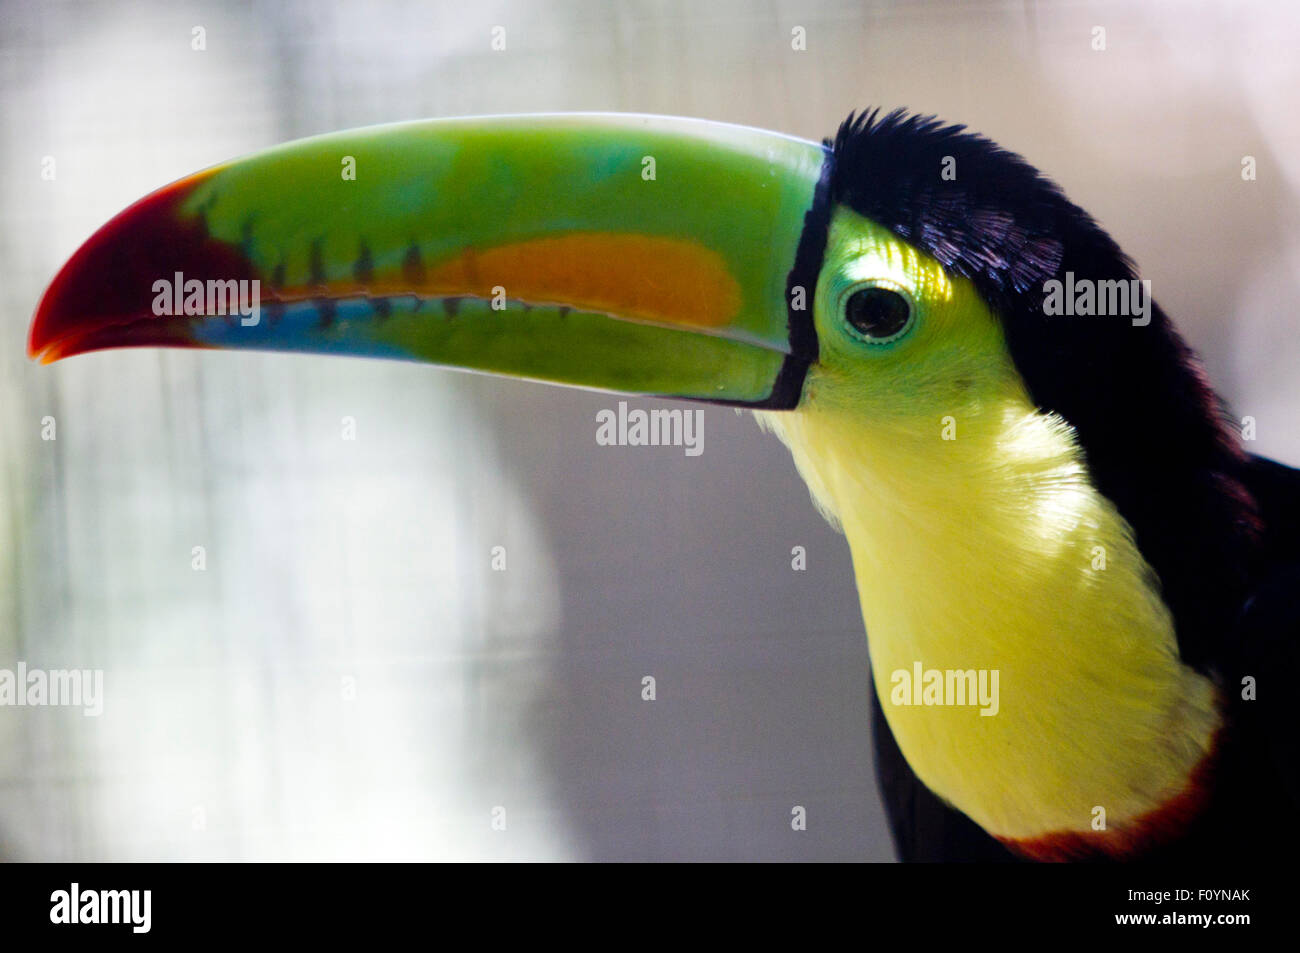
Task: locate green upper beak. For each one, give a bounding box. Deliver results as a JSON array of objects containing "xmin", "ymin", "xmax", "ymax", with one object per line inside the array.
[{"xmin": 29, "ymin": 114, "xmax": 827, "ymax": 408}]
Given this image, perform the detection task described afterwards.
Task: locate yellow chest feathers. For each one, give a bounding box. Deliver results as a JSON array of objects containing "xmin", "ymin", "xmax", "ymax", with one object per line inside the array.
[{"xmin": 758, "ymin": 398, "xmax": 1220, "ymax": 845}]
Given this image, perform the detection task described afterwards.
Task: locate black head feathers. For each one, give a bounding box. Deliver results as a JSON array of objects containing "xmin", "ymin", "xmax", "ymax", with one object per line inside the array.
[{"xmin": 827, "ymin": 108, "xmax": 1137, "ymax": 316}]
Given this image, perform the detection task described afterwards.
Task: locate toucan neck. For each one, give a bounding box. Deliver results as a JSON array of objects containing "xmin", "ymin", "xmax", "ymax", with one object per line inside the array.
[{"xmin": 761, "ymin": 397, "xmax": 1221, "ymax": 856}]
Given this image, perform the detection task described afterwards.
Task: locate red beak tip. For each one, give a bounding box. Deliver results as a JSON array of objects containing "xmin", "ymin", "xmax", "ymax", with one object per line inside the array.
[{"xmin": 25, "ymin": 165, "xmax": 247, "ymax": 365}]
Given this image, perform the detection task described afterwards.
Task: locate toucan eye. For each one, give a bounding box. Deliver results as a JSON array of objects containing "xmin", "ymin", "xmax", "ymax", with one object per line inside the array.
[{"xmin": 844, "ymin": 286, "xmax": 913, "ymax": 343}]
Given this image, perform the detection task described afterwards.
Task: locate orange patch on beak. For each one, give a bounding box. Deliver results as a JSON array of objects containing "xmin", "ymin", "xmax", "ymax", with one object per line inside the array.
[
  {"xmin": 287, "ymin": 233, "xmax": 744, "ymax": 330},
  {"xmin": 423, "ymin": 233, "xmax": 742, "ymax": 327}
]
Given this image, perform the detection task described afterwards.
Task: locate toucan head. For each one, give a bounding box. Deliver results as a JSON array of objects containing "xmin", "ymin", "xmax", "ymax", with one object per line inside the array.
[
  {"xmin": 28, "ymin": 111, "xmax": 1083, "ymax": 421},
  {"xmin": 28, "ymin": 109, "xmax": 1253, "ymax": 666}
]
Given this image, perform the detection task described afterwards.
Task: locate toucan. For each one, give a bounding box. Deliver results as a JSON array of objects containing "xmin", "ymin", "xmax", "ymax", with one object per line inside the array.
[{"xmin": 27, "ymin": 109, "xmax": 1299, "ymax": 862}]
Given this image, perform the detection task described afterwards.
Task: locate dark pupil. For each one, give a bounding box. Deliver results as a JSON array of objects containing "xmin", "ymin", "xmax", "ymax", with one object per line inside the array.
[{"xmin": 846, "ymin": 287, "xmax": 910, "ymax": 339}]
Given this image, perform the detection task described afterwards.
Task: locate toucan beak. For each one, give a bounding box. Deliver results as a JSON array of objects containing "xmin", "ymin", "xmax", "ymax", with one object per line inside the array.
[{"xmin": 29, "ymin": 114, "xmax": 826, "ymax": 408}]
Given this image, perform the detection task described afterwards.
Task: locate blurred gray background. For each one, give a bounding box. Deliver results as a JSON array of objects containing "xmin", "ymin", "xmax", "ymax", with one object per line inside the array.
[{"xmin": 1, "ymin": 0, "xmax": 1297, "ymax": 861}]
